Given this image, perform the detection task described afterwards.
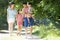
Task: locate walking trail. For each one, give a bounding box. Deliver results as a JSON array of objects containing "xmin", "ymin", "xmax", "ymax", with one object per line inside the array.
[{"xmin": 0, "ymin": 28, "xmax": 44, "ymax": 40}]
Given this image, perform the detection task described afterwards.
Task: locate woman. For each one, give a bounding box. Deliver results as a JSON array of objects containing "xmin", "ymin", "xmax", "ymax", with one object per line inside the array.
[{"xmin": 7, "ymin": 2, "xmax": 17, "ymax": 36}]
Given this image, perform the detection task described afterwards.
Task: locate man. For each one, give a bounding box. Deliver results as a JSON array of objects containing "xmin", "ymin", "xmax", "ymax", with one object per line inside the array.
[
  {"xmin": 22, "ymin": 2, "xmax": 29, "ymax": 38},
  {"xmin": 27, "ymin": 2, "xmax": 34, "ymax": 38},
  {"xmin": 22, "ymin": 2, "xmax": 34, "ymax": 38}
]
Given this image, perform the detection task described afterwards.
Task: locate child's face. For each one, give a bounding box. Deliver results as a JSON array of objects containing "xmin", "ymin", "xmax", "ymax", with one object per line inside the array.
[
  {"xmin": 19, "ymin": 10, "xmax": 22, "ymax": 14},
  {"xmin": 23, "ymin": 4, "xmax": 27, "ymax": 8},
  {"xmin": 27, "ymin": 4, "xmax": 31, "ymax": 7}
]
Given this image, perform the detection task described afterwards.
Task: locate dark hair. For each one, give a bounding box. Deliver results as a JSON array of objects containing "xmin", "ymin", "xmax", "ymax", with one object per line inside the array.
[
  {"xmin": 17, "ymin": 9, "xmax": 20, "ymax": 14},
  {"xmin": 17, "ymin": 9, "xmax": 22, "ymax": 14},
  {"xmin": 29, "ymin": 2, "xmax": 32, "ymax": 5},
  {"xmin": 9, "ymin": 2, "xmax": 15, "ymax": 5}
]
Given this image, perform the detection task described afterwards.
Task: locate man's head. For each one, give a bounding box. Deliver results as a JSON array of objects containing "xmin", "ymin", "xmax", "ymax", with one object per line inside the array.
[{"xmin": 9, "ymin": 2, "xmax": 15, "ymax": 9}]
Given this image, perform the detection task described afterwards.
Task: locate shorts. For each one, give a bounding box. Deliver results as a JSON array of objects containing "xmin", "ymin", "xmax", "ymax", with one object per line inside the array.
[
  {"xmin": 29, "ymin": 17, "xmax": 34, "ymax": 26},
  {"xmin": 7, "ymin": 18, "xmax": 15, "ymax": 23},
  {"xmin": 17, "ymin": 21, "xmax": 23, "ymax": 26},
  {"xmin": 23, "ymin": 17, "xmax": 28, "ymax": 27}
]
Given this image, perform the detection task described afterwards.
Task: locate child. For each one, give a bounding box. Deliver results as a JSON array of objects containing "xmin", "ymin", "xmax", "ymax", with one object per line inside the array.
[
  {"xmin": 16, "ymin": 9, "xmax": 23, "ymax": 36},
  {"xmin": 27, "ymin": 2, "xmax": 33, "ymax": 14}
]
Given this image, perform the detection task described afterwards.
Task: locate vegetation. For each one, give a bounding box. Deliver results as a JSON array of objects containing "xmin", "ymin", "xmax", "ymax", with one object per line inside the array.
[{"xmin": 0, "ymin": 0, "xmax": 60, "ymax": 40}]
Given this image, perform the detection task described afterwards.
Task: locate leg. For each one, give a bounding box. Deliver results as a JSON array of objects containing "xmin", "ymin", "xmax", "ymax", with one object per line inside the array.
[
  {"xmin": 30, "ymin": 26, "xmax": 32, "ymax": 35},
  {"xmin": 25, "ymin": 27, "xmax": 28, "ymax": 35},
  {"xmin": 29, "ymin": 17, "xmax": 34, "ymax": 36},
  {"xmin": 17, "ymin": 25, "xmax": 20, "ymax": 36},
  {"xmin": 8, "ymin": 22, "xmax": 14, "ymax": 36},
  {"xmin": 17, "ymin": 22, "xmax": 22, "ymax": 36},
  {"xmin": 19, "ymin": 25, "xmax": 22, "ymax": 35},
  {"xmin": 24, "ymin": 17, "xmax": 28, "ymax": 38},
  {"xmin": 25, "ymin": 27, "xmax": 28, "ymax": 38}
]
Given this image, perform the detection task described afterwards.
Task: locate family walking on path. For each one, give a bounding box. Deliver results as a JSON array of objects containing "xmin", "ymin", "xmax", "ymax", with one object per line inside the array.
[{"xmin": 7, "ymin": 2, "xmax": 34, "ymax": 38}]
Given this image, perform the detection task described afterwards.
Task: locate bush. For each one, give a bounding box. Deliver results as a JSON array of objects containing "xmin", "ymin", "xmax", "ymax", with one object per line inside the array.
[{"xmin": 33, "ymin": 22, "xmax": 60, "ymax": 38}]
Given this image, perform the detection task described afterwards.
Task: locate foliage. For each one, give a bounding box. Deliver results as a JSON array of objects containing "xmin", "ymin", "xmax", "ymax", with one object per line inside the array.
[
  {"xmin": 0, "ymin": 0, "xmax": 60, "ymax": 39},
  {"xmin": 33, "ymin": 22, "xmax": 60, "ymax": 38}
]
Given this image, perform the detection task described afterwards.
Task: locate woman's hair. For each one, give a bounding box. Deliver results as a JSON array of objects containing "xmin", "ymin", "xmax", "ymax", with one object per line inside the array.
[{"xmin": 9, "ymin": 2, "xmax": 15, "ymax": 6}]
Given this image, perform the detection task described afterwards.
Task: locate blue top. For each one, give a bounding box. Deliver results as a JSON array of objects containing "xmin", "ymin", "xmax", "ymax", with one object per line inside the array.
[{"xmin": 7, "ymin": 7, "xmax": 17, "ymax": 19}]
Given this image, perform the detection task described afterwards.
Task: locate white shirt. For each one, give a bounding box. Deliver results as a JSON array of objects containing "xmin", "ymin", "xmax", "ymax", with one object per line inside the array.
[{"xmin": 7, "ymin": 7, "xmax": 17, "ymax": 19}]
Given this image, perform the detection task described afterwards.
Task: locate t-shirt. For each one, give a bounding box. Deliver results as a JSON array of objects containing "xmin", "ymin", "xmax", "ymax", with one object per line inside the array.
[
  {"xmin": 7, "ymin": 7, "xmax": 17, "ymax": 19},
  {"xmin": 16, "ymin": 14, "xmax": 23, "ymax": 22},
  {"xmin": 28, "ymin": 7, "xmax": 33, "ymax": 14},
  {"xmin": 22, "ymin": 7, "xmax": 29, "ymax": 14},
  {"xmin": 22, "ymin": 7, "xmax": 33, "ymax": 18}
]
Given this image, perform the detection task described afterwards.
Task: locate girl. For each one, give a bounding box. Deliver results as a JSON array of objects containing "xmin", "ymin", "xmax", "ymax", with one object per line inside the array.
[{"xmin": 16, "ymin": 9, "xmax": 23, "ymax": 36}]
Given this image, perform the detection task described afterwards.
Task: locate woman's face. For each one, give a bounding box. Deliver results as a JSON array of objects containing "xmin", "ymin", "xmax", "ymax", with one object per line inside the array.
[
  {"xmin": 10, "ymin": 4, "xmax": 14, "ymax": 9},
  {"xmin": 23, "ymin": 4, "xmax": 27, "ymax": 8}
]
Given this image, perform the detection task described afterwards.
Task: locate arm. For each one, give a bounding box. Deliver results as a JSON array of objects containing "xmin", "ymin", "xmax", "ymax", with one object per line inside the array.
[
  {"xmin": 7, "ymin": 13, "xmax": 8, "ymax": 21},
  {"xmin": 31, "ymin": 14, "xmax": 34, "ymax": 19},
  {"xmin": 7, "ymin": 9, "xmax": 9, "ymax": 21},
  {"xmin": 15, "ymin": 9, "xmax": 18, "ymax": 20},
  {"xmin": 15, "ymin": 13, "xmax": 17, "ymax": 21},
  {"xmin": 22, "ymin": 8, "xmax": 25, "ymax": 14}
]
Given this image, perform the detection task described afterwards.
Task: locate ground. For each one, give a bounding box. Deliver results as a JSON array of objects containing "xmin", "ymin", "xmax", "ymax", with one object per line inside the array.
[{"xmin": 0, "ymin": 30, "xmax": 44, "ymax": 40}]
